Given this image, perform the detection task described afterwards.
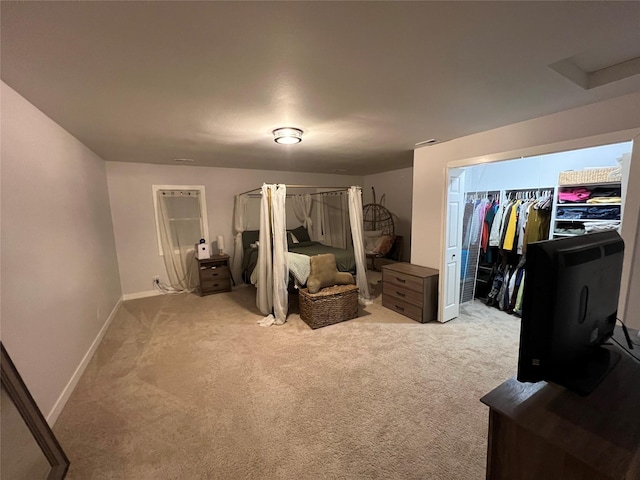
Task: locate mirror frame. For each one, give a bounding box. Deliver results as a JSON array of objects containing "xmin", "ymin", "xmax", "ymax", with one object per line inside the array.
[{"xmin": 1, "ymin": 342, "xmax": 70, "ymax": 479}]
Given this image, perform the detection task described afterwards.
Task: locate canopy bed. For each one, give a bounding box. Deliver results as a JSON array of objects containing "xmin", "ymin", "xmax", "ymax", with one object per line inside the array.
[{"xmin": 231, "ymin": 184, "xmax": 372, "ymax": 326}]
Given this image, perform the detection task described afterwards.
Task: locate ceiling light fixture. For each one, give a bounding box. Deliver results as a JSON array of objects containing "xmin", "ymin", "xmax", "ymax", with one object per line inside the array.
[{"xmin": 273, "ymin": 127, "xmax": 303, "ymax": 144}]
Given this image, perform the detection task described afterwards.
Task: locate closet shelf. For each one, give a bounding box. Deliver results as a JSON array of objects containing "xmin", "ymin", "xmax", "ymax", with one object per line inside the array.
[
  {"xmin": 555, "ymin": 219, "xmax": 620, "ymax": 223},
  {"xmin": 552, "ymin": 177, "xmax": 623, "ymax": 239},
  {"xmin": 557, "ymin": 202, "xmax": 621, "ymax": 207},
  {"xmin": 558, "ymin": 181, "xmax": 622, "ymax": 188}
]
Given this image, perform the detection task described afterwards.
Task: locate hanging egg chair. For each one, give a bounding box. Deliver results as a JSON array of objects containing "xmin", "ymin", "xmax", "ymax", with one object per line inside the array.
[{"xmin": 362, "ymin": 188, "xmax": 394, "ymax": 235}]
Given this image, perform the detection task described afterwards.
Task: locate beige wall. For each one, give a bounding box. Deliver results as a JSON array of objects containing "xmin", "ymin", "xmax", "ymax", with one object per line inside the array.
[
  {"xmin": 363, "ymin": 167, "xmax": 413, "ymax": 262},
  {"xmin": 0, "ymin": 82, "xmax": 122, "ymax": 422},
  {"xmin": 106, "ymin": 162, "xmax": 363, "ymax": 296},
  {"xmin": 412, "ymin": 92, "xmax": 640, "ymax": 328}
]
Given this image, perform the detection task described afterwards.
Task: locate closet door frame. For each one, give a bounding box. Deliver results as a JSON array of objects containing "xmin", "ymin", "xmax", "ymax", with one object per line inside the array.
[{"xmin": 441, "ymin": 128, "xmax": 640, "ymax": 325}]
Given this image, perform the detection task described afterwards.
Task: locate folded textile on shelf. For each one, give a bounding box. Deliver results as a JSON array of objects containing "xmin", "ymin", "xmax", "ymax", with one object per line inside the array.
[{"xmin": 583, "ymin": 221, "xmax": 620, "ymax": 233}]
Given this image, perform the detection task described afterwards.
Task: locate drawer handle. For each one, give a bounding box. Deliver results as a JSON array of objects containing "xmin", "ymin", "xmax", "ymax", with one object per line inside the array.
[
  {"xmin": 396, "ymin": 291, "xmax": 406, "ymax": 297},
  {"xmin": 395, "ymin": 305, "xmax": 405, "ymax": 311},
  {"xmin": 396, "ymin": 277, "xmax": 406, "ymax": 283}
]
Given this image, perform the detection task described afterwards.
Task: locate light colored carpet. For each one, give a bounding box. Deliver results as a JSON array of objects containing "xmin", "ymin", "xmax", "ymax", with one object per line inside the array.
[{"xmin": 53, "ymin": 277, "xmax": 521, "ymax": 480}]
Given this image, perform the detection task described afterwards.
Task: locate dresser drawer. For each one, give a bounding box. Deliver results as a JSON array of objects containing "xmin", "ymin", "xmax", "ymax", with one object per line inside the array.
[
  {"xmin": 382, "ymin": 296, "xmax": 423, "ymax": 323},
  {"xmin": 199, "ymin": 265, "xmax": 229, "ymax": 282},
  {"xmin": 383, "ymin": 270, "xmax": 424, "ymax": 293},
  {"xmin": 383, "ymin": 282, "xmax": 424, "ymax": 307},
  {"xmin": 201, "ymin": 277, "xmax": 231, "ymax": 294}
]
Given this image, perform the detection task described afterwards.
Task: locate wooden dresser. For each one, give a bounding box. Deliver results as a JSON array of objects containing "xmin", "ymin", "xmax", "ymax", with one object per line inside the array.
[
  {"xmin": 197, "ymin": 254, "xmax": 231, "ymax": 296},
  {"xmin": 382, "ymin": 263, "xmax": 438, "ymax": 323}
]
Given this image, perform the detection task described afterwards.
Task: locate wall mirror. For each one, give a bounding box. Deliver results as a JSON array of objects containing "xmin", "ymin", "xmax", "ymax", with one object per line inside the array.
[{"xmin": 1, "ymin": 343, "xmax": 69, "ymax": 479}]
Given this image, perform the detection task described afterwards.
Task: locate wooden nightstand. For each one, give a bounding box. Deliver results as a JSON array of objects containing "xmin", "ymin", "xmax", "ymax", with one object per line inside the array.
[
  {"xmin": 382, "ymin": 263, "xmax": 438, "ymax": 323},
  {"xmin": 197, "ymin": 254, "xmax": 231, "ymax": 296}
]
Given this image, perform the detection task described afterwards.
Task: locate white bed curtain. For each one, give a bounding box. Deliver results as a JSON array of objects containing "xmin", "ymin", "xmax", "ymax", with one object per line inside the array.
[
  {"xmin": 348, "ymin": 186, "xmax": 372, "ymax": 304},
  {"xmin": 292, "ymin": 194, "xmax": 313, "ymax": 237},
  {"xmin": 231, "ymin": 194, "xmax": 249, "ymax": 285},
  {"xmin": 271, "ymin": 185, "xmax": 289, "ymax": 324},
  {"xmin": 318, "ymin": 191, "xmax": 349, "ymax": 248},
  {"xmin": 256, "ymin": 185, "xmax": 273, "ymax": 315}
]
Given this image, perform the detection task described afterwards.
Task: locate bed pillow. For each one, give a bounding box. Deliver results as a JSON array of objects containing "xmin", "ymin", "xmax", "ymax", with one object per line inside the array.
[
  {"xmin": 242, "ymin": 230, "xmax": 260, "ymax": 250},
  {"xmin": 291, "ymin": 225, "xmax": 311, "ymax": 243},
  {"xmin": 371, "ymin": 235, "xmax": 395, "ymax": 256},
  {"xmin": 307, "ymin": 253, "xmax": 355, "ymax": 294},
  {"xmin": 287, "ymin": 231, "xmax": 300, "ymax": 248}
]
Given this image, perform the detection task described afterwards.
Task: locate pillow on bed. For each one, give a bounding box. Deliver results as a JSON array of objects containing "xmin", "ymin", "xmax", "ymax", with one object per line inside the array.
[
  {"xmin": 242, "ymin": 230, "xmax": 261, "ymax": 250},
  {"xmin": 307, "ymin": 253, "xmax": 355, "ymax": 294},
  {"xmin": 291, "ymin": 225, "xmax": 311, "ymax": 243},
  {"xmin": 287, "ymin": 231, "xmax": 300, "ymax": 248}
]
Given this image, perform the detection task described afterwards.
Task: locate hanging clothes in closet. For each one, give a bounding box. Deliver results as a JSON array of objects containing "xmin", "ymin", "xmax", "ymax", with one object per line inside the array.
[
  {"xmin": 460, "ymin": 192, "xmax": 500, "ymax": 303},
  {"xmin": 485, "ymin": 189, "xmax": 553, "ymax": 314}
]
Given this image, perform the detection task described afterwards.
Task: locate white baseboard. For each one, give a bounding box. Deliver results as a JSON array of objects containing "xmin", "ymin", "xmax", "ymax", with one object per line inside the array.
[
  {"xmin": 122, "ymin": 290, "xmax": 163, "ymax": 301},
  {"xmin": 46, "ymin": 297, "xmax": 123, "ymax": 425}
]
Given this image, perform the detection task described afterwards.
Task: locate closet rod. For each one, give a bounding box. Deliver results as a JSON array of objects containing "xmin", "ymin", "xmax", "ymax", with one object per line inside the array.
[
  {"xmin": 244, "ymin": 189, "xmax": 348, "ymax": 198},
  {"xmin": 505, "ymin": 186, "xmax": 554, "ymax": 193}
]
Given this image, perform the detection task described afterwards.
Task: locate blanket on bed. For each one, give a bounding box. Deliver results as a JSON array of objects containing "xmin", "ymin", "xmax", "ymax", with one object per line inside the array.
[
  {"xmin": 289, "ymin": 241, "xmax": 356, "ymax": 273},
  {"xmin": 250, "ymin": 252, "xmax": 311, "ymax": 287},
  {"xmin": 242, "ymin": 241, "xmax": 356, "ymax": 284}
]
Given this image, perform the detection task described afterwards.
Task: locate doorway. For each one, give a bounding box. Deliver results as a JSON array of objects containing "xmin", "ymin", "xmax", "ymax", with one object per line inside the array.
[{"xmin": 442, "ymin": 140, "xmax": 633, "ymax": 322}]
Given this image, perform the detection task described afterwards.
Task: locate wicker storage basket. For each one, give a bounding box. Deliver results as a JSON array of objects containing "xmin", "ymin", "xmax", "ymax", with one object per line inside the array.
[
  {"xmin": 558, "ymin": 167, "xmax": 622, "ymax": 186},
  {"xmin": 299, "ymin": 284, "xmax": 359, "ymax": 329}
]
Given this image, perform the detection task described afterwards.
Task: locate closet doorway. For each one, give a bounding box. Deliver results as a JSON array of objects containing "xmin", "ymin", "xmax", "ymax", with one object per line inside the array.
[{"xmin": 441, "ymin": 140, "xmax": 634, "ymax": 323}]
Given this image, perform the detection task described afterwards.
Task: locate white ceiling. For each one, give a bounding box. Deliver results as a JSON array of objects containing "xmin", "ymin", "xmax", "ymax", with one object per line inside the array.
[{"xmin": 2, "ymin": 1, "xmax": 639, "ymax": 175}]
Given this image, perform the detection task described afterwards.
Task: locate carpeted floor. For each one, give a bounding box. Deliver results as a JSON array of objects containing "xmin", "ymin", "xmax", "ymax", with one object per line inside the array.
[{"xmin": 53, "ymin": 276, "xmax": 521, "ymax": 479}]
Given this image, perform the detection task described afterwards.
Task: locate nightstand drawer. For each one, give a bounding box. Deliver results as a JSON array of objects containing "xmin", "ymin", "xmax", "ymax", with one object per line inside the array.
[
  {"xmin": 383, "ymin": 270, "xmax": 424, "ymax": 293},
  {"xmin": 382, "ymin": 282, "xmax": 424, "ymax": 307},
  {"xmin": 199, "ymin": 265, "xmax": 229, "ymax": 281},
  {"xmin": 201, "ymin": 278, "xmax": 231, "ymax": 294},
  {"xmin": 382, "ymin": 296, "xmax": 423, "ymax": 323}
]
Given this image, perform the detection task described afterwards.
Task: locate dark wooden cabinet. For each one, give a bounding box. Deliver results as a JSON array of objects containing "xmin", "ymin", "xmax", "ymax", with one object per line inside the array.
[
  {"xmin": 197, "ymin": 254, "xmax": 231, "ymax": 296},
  {"xmin": 382, "ymin": 263, "xmax": 438, "ymax": 323},
  {"xmin": 480, "ymin": 349, "xmax": 640, "ymax": 480}
]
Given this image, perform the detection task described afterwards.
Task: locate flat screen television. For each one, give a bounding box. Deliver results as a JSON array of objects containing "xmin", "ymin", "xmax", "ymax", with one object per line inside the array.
[{"xmin": 517, "ymin": 230, "xmax": 625, "ymax": 395}]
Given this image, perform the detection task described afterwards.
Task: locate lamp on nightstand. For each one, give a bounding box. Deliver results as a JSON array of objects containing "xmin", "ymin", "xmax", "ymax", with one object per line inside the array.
[{"xmin": 216, "ymin": 235, "xmax": 225, "ymax": 255}]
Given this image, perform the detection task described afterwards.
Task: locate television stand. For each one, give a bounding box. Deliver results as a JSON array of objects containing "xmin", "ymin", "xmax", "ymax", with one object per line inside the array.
[
  {"xmin": 549, "ymin": 346, "xmax": 621, "ymax": 395},
  {"xmin": 480, "ymin": 345, "xmax": 640, "ymax": 479}
]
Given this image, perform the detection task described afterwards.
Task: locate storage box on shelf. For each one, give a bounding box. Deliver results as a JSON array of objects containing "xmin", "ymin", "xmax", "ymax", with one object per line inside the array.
[
  {"xmin": 382, "ymin": 263, "xmax": 438, "ymax": 323},
  {"xmin": 197, "ymin": 254, "xmax": 231, "ymax": 296},
  {"xmin": 558, "ymin": 167, "xmax": 622, "ymax": 186}
]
